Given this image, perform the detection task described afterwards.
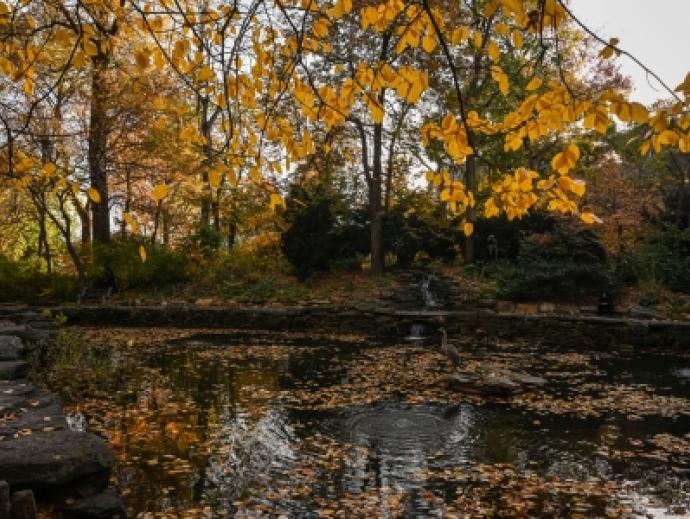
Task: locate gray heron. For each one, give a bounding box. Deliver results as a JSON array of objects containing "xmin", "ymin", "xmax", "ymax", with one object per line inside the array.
[{"xmin": 439, "ymin": 327, "xmax": 461, "ymax": 367}]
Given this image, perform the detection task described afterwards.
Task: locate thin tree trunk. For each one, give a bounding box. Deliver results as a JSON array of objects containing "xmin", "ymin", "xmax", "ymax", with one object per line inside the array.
[
  {"xmin": 370, "ymin": 115, "xmax": 385, "ymax": 276},
  {"xmin": 37, "ymin": 201, "xmax": 52, "ymax": 273},
  {"xmin": 88, "ymin": 54, "xmax": 111, "ymax": 243},
  {"xmin": 200, "ymin": 97, "xmax": 212, "ymax": 228},
  {"xmin": 464, "ymin": 154, "xmax": 477, "ymax": 263},
  {"xmin": 162, "ymin": 207, "xmax": 170, "ymax": 246},
  {"xmin": 151, "ymin": 201, "xmax": 162, "ymax": 245},
  {"xmin": 212, "ymin": 187, "xmax": 220, "ymax": 231},
  {"xmin": 122, "ymin": 169, "xmax": 131, "ymax": 238}
]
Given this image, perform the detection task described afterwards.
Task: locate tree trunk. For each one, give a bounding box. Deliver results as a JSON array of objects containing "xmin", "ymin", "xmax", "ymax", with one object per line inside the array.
[
  {"xmin": 122, "ymin": 169, "xmax": 131, "ymax": 238},
  {"xmin": 162, "ymin": 207, "xmax": 170, "ymax": 246},
  {"xmin": 37, "ymin": 201, "xmax": 52, "ymax": 273},
  {"xmin": 369, "ymin": 194, "xmax": 384, "ymax": 276},
  {"xmin": 212, "ymin": 187, "xmax": 220, "ymax": 231},
  {"xmin": 464, "ymin": 154, "xmax": 477, "ymax": 263},
  {"xmin": 370, "ymin": 117, "xmax": 385, "ymax": 275},
  {"xmin": 199, "ymin": 98, "xmax": 212, "ymax": 229},
  {"xmin": 88, "ymin": 54, "xmax": 110, "ymax": 244}
]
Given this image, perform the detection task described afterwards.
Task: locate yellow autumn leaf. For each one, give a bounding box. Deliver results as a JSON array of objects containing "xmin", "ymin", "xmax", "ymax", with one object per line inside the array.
[
  {"xmin": 422, "ymin": 34, "xmax": 437, "ymax": 53},
  {"xmin": 512, "ymin": 30, "xmax": 523, "ymax": 49},
  {"xmin": 526, "ymin": 77, "xmax": 542, "ymax": 91},
  {"xmin": 462, "ymin": 222, "xmax": 474, "ymax": 236},
  {"xmin": 679, "ymin": 134, "xmax": 690, "ymax": 154},
  {"xmin": 487, "ymin": 41, "xmax": 500, "ymax": 62},
  {"xmin": 198, "ymin": 65, "xmax": 214, "ymax": 81},
  {"xmin": 599, "ymin": 37, "xmax": 619, "ymax": 59},
  {"xmin": 630, "ymin": 102, "xmax": 649, "ymax": 124},
  {"xmin": 83, "ymin": 39, "xmax": 99, "ymax": 57},
  {"xmin": 580, "ymin": 212, "xmax": 602, "ymax": 225},
  {"xmin": 484, "ymin": 198, "xmax": 500, "ymax": 218},
  {"xmin": 209, "ymin": 168, "xmax": 222, "ymax": 188},
  {"xmin": 151, "ymin": 183, "xmax": 168, "ymax": 201},
  {"xmin": 451, "ymin": 26, "xmax": 469, "ymax": 45},
  {"xmin": 570, "ymin": 179, "xmax": 586, "ymax": 197},
  {"xmin": 123, "ymin": 212, "xmax": 138, "ymax": 234},
  {"xmin": 367, "ymin": 97, "xmax": 384, "ymax": 123},
  {"xmin": 135, "ymin": 50, "xmax": 150, "ymax": 69},
  {"xmin": 87, "ymin": 187, "xmax": 101, "ymax": 203},
  {"xmin": 41, "ymin": 162, "xmax": 56, "ymax": 176},
  {"xmin": 139, "ymin": 245, "xmax": 147, "ymax": 263},
  {"xmin": 269, "ymin": 193, "xmax": 284, "ymax": 211},
  {"xmin": 472, "ymin": 31, "xmax": 483, "ymax": 49}
]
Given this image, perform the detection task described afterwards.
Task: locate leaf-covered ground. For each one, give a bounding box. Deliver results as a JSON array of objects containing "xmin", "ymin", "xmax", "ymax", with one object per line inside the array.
[{"xmin": 44, "ymin": 327, "xmax": 690, "ymax": 518}]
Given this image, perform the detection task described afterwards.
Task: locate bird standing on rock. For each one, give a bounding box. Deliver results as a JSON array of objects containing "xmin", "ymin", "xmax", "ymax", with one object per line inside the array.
[{"xmin": 439, "ymin": 327, "xmax": 461, "ymax": 367}]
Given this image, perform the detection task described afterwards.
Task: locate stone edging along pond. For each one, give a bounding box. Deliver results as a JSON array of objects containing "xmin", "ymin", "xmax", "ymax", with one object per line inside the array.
[
  {"xmin": 52, "ymin": 304, "xmax": 690, "ymax": 347},
  {"xmin": 0, "ymin": 308, "xmax": 125, "ymax": 519}
]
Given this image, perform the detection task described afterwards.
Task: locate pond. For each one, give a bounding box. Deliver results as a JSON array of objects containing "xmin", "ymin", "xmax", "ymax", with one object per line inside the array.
[{"xmin": 67, "ymin": 328, "xmax": 690, "ymax": 518}]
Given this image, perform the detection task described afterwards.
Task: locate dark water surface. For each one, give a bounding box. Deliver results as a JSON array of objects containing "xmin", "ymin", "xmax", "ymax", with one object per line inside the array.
[{"xmin": 70, "ymin": 329, "xmax": 690, "ymax": 518}]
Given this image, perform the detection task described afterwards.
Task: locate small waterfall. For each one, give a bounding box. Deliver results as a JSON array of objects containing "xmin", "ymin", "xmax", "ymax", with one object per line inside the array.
[
  {"xmin": 407, "ymin": 323, "xmax": 425, "ymax": 341},
  {"xmin": 419, "ymin": 273, "xmax": 439, "ymax": 309}
]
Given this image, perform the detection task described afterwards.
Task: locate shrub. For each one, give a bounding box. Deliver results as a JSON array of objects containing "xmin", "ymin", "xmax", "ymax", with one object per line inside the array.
[
  {"xmin": 382, "ymin": 194, "xmax": 461, "ymax": 267},
  {"xmin": 89, "ymin": 239, "xmax": 188, "ymax": 290},
  {"xmin": 0, "ymin": 256, "xmax": 78, "ymax": 303},
  {"xmin": 281, "ymin": 185, "xmax": 367, "ymax": 279},
  {"xmin": 623, "ymin": 226, "xmax": 690, "ymax": 292},
  {"xmin": 484, "ymin": 222, "xmax": 610, "ymax": 301},
  {"xmin": 491, "ymin": 261, "xmax": 609, "ymax": 301},
  {"xmin": 473, "ymin": 212, "xmax": 556, "ymax": 262}
]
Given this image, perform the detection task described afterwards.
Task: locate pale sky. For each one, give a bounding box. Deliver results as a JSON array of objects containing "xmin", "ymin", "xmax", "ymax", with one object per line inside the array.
[{"xmin": 571, "ymin": 0, "xmax": 690, "ymax": 105}]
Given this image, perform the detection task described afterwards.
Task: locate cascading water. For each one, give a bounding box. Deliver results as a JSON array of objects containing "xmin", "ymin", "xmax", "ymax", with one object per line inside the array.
[
  {"xmin": 419, "ymin": 273, "xmax": 439, "ymax": 309},
  {"xmin": 406, "ymin": 323, "xmax": 425, "ymax": 341}
]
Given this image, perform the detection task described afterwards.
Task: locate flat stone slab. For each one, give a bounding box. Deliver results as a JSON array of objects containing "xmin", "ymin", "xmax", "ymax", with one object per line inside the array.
[
  {"xmin": 446, "ymin": 372, "xmax": 543, "ymax": 396},
  {"xmin": 0, "ymin": 337, "xmax": 24, "ymax": 361},
  {"xmin": 60, "ymin": 488, "xmax": 126, "ymax": 519},
  {"xmin": 0, "ymin": 430, "xmax": 113, "ymax": 495},
  {"xmin": 0, "ymin": 362, "xmax": 27, "ymax": 381}
]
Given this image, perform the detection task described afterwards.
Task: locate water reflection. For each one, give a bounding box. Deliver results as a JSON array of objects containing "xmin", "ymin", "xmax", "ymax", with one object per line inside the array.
[{"xmin": 73, "ymin": 330, "xmax": 690, "ymax": 518}]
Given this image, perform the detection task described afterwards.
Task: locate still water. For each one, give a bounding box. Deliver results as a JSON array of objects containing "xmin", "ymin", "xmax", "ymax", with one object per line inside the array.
[{"xmin": 70, "ymin": 328, "xmax": 690, "ymax": 518}]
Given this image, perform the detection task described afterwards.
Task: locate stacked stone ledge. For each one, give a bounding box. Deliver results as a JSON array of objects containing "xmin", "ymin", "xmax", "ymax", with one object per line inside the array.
[{"xmin": 0, "ymin": 308, "xmax": 125, "ymax": 519}]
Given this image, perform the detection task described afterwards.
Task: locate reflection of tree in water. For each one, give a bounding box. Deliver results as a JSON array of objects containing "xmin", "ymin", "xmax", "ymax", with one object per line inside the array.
[
  {"xmin": 80, "ymin": 329, "xmax": 690, "ymax": 516},
  {"xmin": 201, "ymin": 407, "xmax": 297, "ymax": 508},
  {"xmin": 110, "ymin": 349, "xmax": 288, "ymax": 514}
]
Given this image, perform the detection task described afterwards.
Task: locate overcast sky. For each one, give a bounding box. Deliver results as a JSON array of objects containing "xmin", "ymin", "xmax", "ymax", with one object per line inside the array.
[{"xmin": 570, "ymin": 0, "xmax": 690, "ymax": 105}]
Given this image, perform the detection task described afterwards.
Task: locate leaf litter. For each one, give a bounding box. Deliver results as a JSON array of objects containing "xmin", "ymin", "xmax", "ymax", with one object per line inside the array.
[{"xmin": 50, "ymin": 327, "xmax": 690, "ymax": 518}]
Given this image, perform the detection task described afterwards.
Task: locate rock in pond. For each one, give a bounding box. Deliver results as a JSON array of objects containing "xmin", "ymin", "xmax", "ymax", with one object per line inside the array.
[
  {"xmin": 0, "ymin": 362, "xmax": 27, "ymax": 380},
  {"xmin": 0, "ymin": 337, "xmax": 24, "ymax": 361},
  {"xmin": 0, "ymin": 430, "xmax": 113, "ymax": 497},
  {"xmin": 60, "ymin": 489, "xmax": 126, "ymax": 519},
  {"xmin": 446, "ymin": 371, "xmax": 546, "ymax": 396},
  {"xmin": 10, "ymin": 490, "xmax": 36, "ymax": 519}
]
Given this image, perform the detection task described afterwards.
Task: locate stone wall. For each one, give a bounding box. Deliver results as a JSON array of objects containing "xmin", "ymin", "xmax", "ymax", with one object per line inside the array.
[{"xmin": 51, "ymin": 304, "xmax": 690, "ymax": 348}]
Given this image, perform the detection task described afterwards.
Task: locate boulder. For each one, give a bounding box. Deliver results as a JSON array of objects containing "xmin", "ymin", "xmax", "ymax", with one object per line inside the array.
[
  {"xmin": 446, "ymin": 372, "xmax": 538, "ymax": 396},
  {"xmin": 629, "ymin": 305, "xmax": 665, "ymax": 320},
  {"xmin": 0, "ymin": 431, "xmax": 113, "ymax": 496},
  {"xmin": 0, "ymin": 481, "xmax": 10, "ymax": 519},
  {"xmin": 60, "ymin": 489, "xmax": 126, "ymax": 519},
  {"xmin": 10, "ymin": 490, "xmax": 36, "ymax": 519},
  {"xmin": 481, "ymin": 375, "xmax": 521, "ymax": 396},
  {"xmin": 0, "ymin": 338, "xmax": 24, "ymax": 361},
  {"xmin": 0, "ymin": 362, "xmax": 28, "ymax": 381}
]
